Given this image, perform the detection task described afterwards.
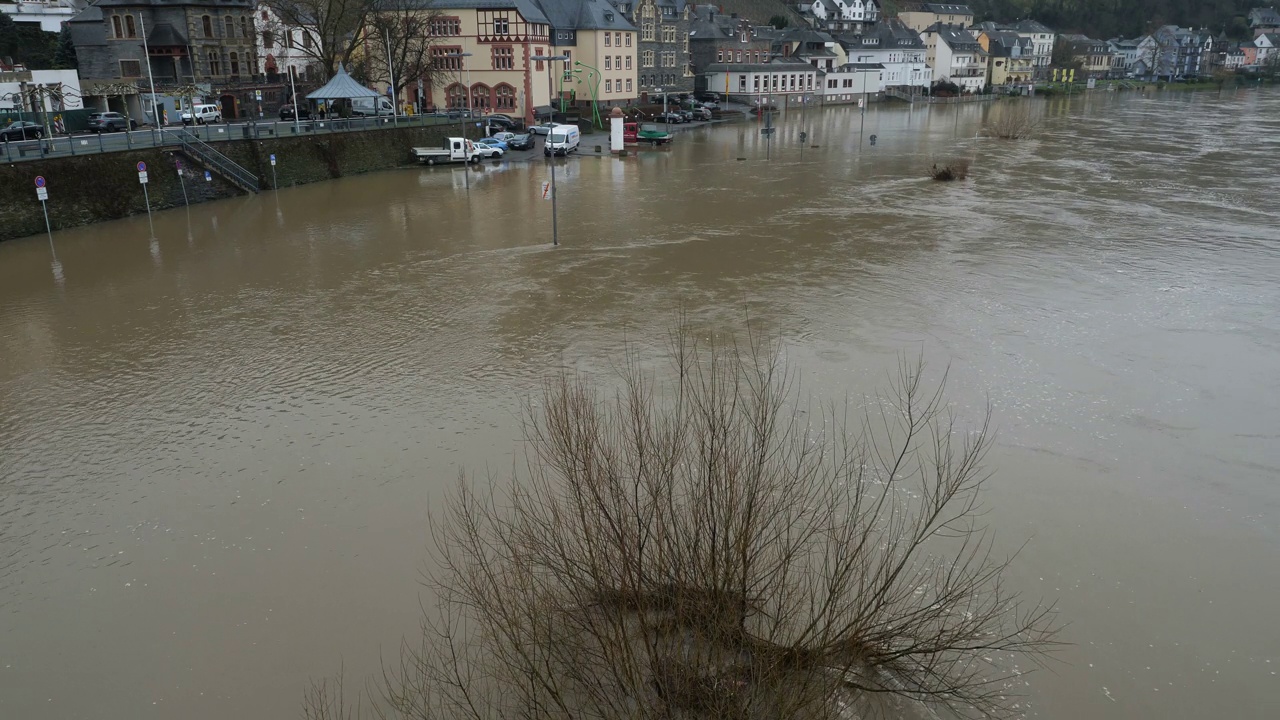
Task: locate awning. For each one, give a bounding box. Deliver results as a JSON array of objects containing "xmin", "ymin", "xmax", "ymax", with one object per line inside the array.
[{"xmin": 532, "ymin": 105, "xmax": 555, "ymax": 118}]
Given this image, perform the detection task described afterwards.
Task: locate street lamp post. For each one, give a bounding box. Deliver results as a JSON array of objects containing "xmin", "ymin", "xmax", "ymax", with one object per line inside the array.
[
  {"xmin": 654, "ymin": 86, "xmax": 668, "ymax": 131},
  {"xmin": 445, "ymin": 52, "xmax": 474, "ymax": 190},
  {"xmin": 530, "ymin": 54, "xmax": 569, "ymax": 246}
]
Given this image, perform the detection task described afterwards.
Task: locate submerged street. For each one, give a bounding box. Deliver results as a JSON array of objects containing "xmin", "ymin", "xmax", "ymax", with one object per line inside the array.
[{"xmin": 1, "ymin": 89, "xmax": 1278, "ymax": 719}]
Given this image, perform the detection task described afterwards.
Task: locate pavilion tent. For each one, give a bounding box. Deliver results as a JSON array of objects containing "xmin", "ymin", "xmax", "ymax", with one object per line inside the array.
[{"xmin": 305, "ymin": 63, "xmax": 380, "ymax": 117}]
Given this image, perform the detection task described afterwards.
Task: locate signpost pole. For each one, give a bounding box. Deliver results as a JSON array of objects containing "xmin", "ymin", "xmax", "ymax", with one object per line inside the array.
[
  {"xmin": 176, "ymin": 160, "xmax": 189, "ymax": 207},
  {"xmin": 137, "ymin": 161, "xmax": 154, "ymax": 237},
  {"xmin": 270, "ymin": 153, "xmax": 277, "ymax": 190},
  {"xmin": 35, "ymin": 176, "xmax": 53, "ymax": 246}
]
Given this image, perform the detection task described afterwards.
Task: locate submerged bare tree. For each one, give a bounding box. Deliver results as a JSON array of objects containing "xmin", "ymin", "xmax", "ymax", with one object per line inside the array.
[{"xmin": 311, "ymin": 326, "xmax": 1059, "ymax": 719}]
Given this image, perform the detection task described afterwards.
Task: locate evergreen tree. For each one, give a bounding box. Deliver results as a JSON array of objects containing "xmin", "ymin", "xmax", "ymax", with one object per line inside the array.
[{"xmin": 53, "ymin": 25, "xmax": 78, "ymax": 70}]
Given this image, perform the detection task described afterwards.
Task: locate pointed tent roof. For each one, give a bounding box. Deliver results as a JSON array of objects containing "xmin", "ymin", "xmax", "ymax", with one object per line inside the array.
[{"xmin": 307, "ymin": 64, "xmax": 381, "ymax": 100}]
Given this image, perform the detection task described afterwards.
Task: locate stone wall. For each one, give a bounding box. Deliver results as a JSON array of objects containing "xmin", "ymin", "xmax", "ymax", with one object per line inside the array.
[{"xmin": 0, "ymin": 123, "xmax": 454, "ymax": 243}]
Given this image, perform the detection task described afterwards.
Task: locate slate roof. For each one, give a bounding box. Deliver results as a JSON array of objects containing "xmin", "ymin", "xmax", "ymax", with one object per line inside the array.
[
  {"xmin": 536, "ymin": 0, "xmax": 636, "ymax": 30},
  {"xmin": 425, "ymin": 0, "xmax": 550, "ymax": 25},
  {"xmin": 147, "ymin": 23, "xmax": 189, "ymax": 47},
  {"xmin": 1010, "ymin": 19, "xmax": 1053, "ymax": 34},
  {"xmin": 1249, "ymin": 7, "xmax": 1280, "ymax": 27},
  {"xmin": 901, "ymin": 3, "xmax": 972, "ymax": 14},
  {"xmin": 926, "ymin": 23, "xmax": 982, "ymax": 53}
]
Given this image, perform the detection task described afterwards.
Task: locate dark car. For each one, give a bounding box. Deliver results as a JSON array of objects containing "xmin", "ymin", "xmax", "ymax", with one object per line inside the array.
[
  {"xmin": 657, "ymin": 111, "xmax": 685, "ymax": 124},
  {"xmin": 0, "ymin": 121, "xmax": 43, "ymax": 141},
  {"xmin": 279, "ymin": 104, "xmax": 311, "ymax": 120},
  {"xmin": 486, "ymin": 115, "xmax": 524, "ymax": 132},
  {"xmin": 507, "ymin": 133, "xmax": 535, "ymax": 151},
  {"xmin": 87, "ymin": 112, "xmax": 129, "ymax": 133}
]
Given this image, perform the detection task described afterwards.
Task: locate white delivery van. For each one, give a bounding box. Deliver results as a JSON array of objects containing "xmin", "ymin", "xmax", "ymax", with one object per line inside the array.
[
  {"xmin": 351, "ymin": 96, "xmax": 396, "ymax": 116},
  {"xmin": 544, "ymin": 123, "xmax": 580, "ymax": 156}
]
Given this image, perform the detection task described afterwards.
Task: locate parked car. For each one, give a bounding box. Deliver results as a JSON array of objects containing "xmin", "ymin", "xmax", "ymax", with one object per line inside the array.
[
  {"xmin": 677, "ymin": 109, "xmax": 694, "ymax": 122},
  {"xmin": 87, "ymin": 111, "xmax": 129, "ymax": 133},
  {"xmin": 182, "ymin": 103, "xmax": 222, "ymax": 125},
  {"xmin": 657, "ymin": 111, "xmax": 685, "ymax": 124},
  {"xmin": 279, "ymin": 104, "xmax": 311, "ymax": 120},
  {"xmin": 694, "ymin": 107, "xmax": 712, "ymax": 121},
  {"xmin": 507, "ymin": 133, "xmax": 535, "ymax": 150},
  {"xmin": 0, "ymin": 120, "xmax": 44, "ymax": 141},
  {"xmin": 472, "ymin": 143, "xmax": 505, "ymax": 160},
  {"xmin": 475, "ymin": 136, "xmax": 508, "ymax": 151},
  {"xmin": 485, "ymin": 116, "xmax": 524, "ymax": 131},
  {"xmin": 488, "ymin": 131, "xmax": 518, "ymax": 144},
  {"xmin": 529, "ymin": 122, "xmax": 555, "ymax": 135}
]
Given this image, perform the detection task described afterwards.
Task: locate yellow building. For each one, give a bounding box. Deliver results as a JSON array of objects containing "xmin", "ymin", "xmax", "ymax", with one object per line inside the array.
[
  {"xmin": 978, "ymin": 30, "xmax": 1033, "ymax": 86},
  {"xmin": 405, "ymin": 0, "xmax": 557, "ymax": 125},
  {"xmin": 536, "ymin": 0, "xmax": 639, "ymax": 106},
  {"xmin": 899, "ymin": 2, "xmax": 974, "ymax": 32}
]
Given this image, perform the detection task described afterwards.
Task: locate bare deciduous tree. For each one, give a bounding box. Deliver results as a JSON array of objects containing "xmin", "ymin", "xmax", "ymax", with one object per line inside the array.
[
  {"xmin": 363, "ymin": 0, "xmax": 447, "ymax": 101},
  {"xmin": 310, "ymin": 326, "xmax": 1060, "ymax": 719},
  {"xmin": 983, "ymin": 104, "xmax": 1040, "ymax": 140}
]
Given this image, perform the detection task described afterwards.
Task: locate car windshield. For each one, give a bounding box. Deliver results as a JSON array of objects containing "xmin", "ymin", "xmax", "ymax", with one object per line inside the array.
[{"xmin": 550, "ymin": 133, "xmax": 567, "ymax": 143}]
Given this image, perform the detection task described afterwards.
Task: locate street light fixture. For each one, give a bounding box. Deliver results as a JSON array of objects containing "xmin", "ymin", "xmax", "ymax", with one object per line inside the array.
[
  {"xmin": 444, "ymin": 51, "xmax": 474, "ymax": 191},
  {"xmin": 530, "ymin": 54, "xmax": 569, "ymax": 246}
]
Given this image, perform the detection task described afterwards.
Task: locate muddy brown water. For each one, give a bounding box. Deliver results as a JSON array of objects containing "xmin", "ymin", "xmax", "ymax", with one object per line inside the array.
[{"xmin": 2, "ymin": 89, "xmax": 1278, "ymax": 719}]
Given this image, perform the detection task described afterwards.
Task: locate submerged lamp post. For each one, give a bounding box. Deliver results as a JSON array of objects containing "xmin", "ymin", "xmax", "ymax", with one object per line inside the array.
[
  {"xmin": 530, "ymin": 54, "xmax": 569, "ymax": 246},
  {"xmin": 444, "ymin": 52, "xmax": 474, "ymax": 191}
]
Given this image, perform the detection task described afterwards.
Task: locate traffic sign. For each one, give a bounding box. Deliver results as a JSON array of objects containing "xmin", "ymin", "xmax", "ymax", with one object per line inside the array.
[
  {"xmin": 204, "ymin": 171, "xmax": 212, "ymax": 182},
  {"xmin": 34, "ymin": 175, "xmax": 46, "ymax": 188},
  {"xmin": 36, "ymin": 187, "xmax": 48, "ymax": 201},
  {"xmin": 270, "ymin": 154, "xmax": 276, "ymax": 166},
  {"xmin": 540, "ymin": 181, "xmax": 551, "ymax": 199},
  {"xmin": 138, "ymin": 171, "xmax": 149, "ymax": 184},
  {"xmin": 136, "ymin": 161, "xmax": 147, "ymax": 172}
]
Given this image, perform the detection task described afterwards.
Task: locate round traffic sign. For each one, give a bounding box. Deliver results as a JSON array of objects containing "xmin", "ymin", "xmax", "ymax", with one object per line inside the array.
[
  {"xmin": 136, "ymin": 161, "xmax": 147, "ymax": 172},
  {"xmin": 34, "ymin": 176, "xmax": 46, "ymax": 188}
]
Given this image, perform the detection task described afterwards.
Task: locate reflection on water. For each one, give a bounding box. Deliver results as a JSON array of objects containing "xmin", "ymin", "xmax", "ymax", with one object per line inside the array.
[{"xmin": 2, "ymin": 89, "xmax": 1279, "ymax": 720}]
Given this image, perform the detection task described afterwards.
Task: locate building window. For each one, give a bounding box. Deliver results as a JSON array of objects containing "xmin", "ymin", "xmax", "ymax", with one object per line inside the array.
[
  {"xmin": 111, "ymin": 16, "xmax": 122, "ymax": 38},
  {"xmin": 625, "ymin": 56, "xmax": 631, "ymax": 70},
  {"xmin": 662, "ymin": 51, "xmax": 675, "ymax": 67},
  {"xmin": 754, "ymin": 75, "xmax": 760, "ymax": 91},
  {"xmin": 471, "ymin": 84, "xmax": 491, "ymax": 109},
  {"xmin": 430, "ymin": 17, "xmax": 462, "ymax": 36},
  {"xmin": 286, "ymin": 30, "xmax": 294, "ymax": 49},
  {"xmin": 642, "ymin": 23, "xmax": 654, "ymax": 41},
  {"xmin": 625, "ymin": 33, "xmax": 631, "ymax": 47},
  {"xmin": 446, "ymin": 83, "xmax": 467, "ymax": 108},
  {"xmin": 605, "ymin": 56, "xmax": 611, "ymax": 70},
  {"xmin": 717, "ymin": 50, "xmax": 723, "ymax": 62},
  {"xmin": 605, "ymin": 32, "xmax": 611, "ymax": 47},
  {"xmin": 534, "ymin": 48, "xmax": 544, "ymax": 70},
  {"xmin": 606, "ymin": 79, "xmax": 613, "ymax": 93},
  {"xmin": 493, "ymin": 17, "xmax": 509, "ymax": 35},
  {"xmin": 202, "ymin": 15, "xmax": 213, "ymax": 38},
  {"xmin": 662, "ymin": 25, "xmax": 675, "ymax": 42},
  {"xmin": 224, "ymin": 16, "xmax": 234, "ymax": 38},
  {"xmin": 230, "ymin": 51, "xmax": 240, "ymax": 76},
  {"xmin": 626, "ymin": 78, "xmax": 632, "ymax": 92},
  {"xmin": 615, "ymin": 32, "xmax": 621, "ymax": 46},
  {"xmin": 492, "ymin": 46, "xmax": 513, "ymax": 70},
  {"xmin": 263, "ymin": 30, "xmax": 274, "ymax": 49},
  {"xmin": 208, "ymin": 51, "xmax": 221, "ymax": 75},
  {"xmin": 119, "ymin": 59, "xmax": 141, "ymax": 77},
  {"xmin": 615, "ymin": 55, "xmax": 621, "ymax": 70},
  {"xmin": 432, "ymin": 47, "xmax": 463, "ymax": 70},
  {"xmin": 494, "ymin": 84, "xmax": 515, "ymax": 109},
  {"xmin": 303, "ymin": 31, "xmax": 312, "ymax": 49},
  {"xmin": 642, "ymin": 50, "xmax": 654, "ymax": 67},
  {"xmin": 736, "ymin": 51, "xmax": 742, "ymax": 63},
  {"xmin": 124, "ymin": 15, "xmax": 136, "ymax": 38}
]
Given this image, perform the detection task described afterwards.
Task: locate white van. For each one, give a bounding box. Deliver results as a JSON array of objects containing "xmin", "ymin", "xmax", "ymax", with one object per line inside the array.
[
  {"xmin": 181, "ymin": 103, "xmax": 221, "ymax": 125},
  {"xmin": 544, "ymin": 123, "xmax": 580, "ymax": 156},
  {"xmin": 351, "ymin": 96, "xmax": 396, "ymax": 116}
]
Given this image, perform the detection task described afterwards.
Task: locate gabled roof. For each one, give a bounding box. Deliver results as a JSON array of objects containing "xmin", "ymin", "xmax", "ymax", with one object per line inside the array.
[
  {"xmin": 925, "ymin": 23, "xmax": 982, "ymax": 52},
  {"xmin": 426, "ymin": 0, "xmax": 549, "ymax": 25},
  {"xmin": 1010, "ymin": 19, "xmax": 1052, "ymax": 34},
  {"xmin": 901, "ymin": 3, "xmax": 972, "ymax": 15},
  {"xmin": 1248, "ymin": 7, "xmax": 1280, "ymax": 27}
]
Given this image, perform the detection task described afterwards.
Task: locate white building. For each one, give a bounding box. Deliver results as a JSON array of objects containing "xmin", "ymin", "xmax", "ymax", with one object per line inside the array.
[
  {"xmin": 840, "ymin": 17, "xmax": 930, "ymax": 92},
  {"xmin": 0, "ymin": 69, "xmax": 85, "ymax": 116},
  {"xmin": 702, "ymin": 56, "xmax": 819, "ymax": 103},
  {"xmin": 0, "ymin": 0, "xmax": 86, "ymax": 32},
  {"xmin": 253, "ymin": 6, "xmax": 321, "ymax": 81},
  {"xmin": 921, "ymin": 23, "xmax": 985, "ymax": 92},
  {"xmin": 800, "ymin": 0, "xmax": 878, "ymax": 33},
  {"xmin": 819, "ymin": 62, "xmax": 879, "ymax": 103}
]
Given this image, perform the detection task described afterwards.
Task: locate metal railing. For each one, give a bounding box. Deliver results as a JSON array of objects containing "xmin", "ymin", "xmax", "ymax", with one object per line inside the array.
[
  {"xmin": 0, "ymin": 113, "xmax": 463, "ymax": 164},
  {"xmin": 176, "ymin": 129, "xmax": 259, "ymax": 193}
]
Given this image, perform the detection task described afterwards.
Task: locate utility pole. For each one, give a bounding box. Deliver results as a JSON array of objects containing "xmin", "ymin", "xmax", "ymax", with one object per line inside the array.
[{"xmin": 446, "ymin": 52, "xmax": 474, "ymax": 191}]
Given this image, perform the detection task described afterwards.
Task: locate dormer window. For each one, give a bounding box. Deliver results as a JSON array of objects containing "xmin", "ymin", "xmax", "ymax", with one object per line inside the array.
[{"xmin": 605, "ymin": 12, "xmax": 613, "ymax": 21}]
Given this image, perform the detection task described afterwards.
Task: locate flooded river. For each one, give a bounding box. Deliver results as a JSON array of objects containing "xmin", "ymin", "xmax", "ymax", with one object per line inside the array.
[{"xmin": 2, "ymin": 89, "xmax": 1279, "ymax": 719}]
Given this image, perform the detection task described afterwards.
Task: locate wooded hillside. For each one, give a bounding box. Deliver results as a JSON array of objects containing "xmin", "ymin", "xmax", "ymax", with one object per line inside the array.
[{"xmin": 966, "ymin": 0, "xmax": 1270, "ymax": 40}]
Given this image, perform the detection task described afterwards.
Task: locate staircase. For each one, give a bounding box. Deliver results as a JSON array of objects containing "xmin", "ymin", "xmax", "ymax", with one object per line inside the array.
[{"xmin": 175, "ymin": 130, "xmax": 260, "ymax": 193}]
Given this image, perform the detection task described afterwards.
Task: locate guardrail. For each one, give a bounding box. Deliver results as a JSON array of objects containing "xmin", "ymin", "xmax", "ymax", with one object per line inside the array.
[
  {"xmin": 176, "ymin": 129, "xmax": 259, "ymax": 193},
  {"xmin": 0, "ymin": 113, "xmax": 469, "ymax": 164}
]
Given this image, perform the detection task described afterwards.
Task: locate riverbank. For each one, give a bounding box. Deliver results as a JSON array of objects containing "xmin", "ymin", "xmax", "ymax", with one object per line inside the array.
[{"xmin": 0, "ymin": 123, "xmax": 453, "ymax": 243}]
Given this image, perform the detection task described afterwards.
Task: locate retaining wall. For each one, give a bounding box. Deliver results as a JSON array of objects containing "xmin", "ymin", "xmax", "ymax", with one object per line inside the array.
[{"xmin": 0, "ymin": 123, "xmax": 453, "ymax": 243}]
